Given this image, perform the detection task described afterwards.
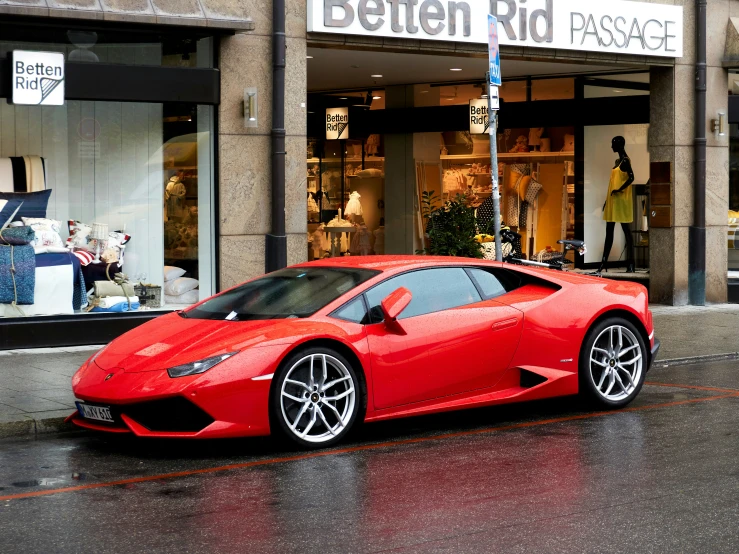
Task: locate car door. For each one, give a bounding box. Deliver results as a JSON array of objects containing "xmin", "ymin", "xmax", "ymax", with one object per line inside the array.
[{"xmin": 364, "ymin": 267, "xmax": 523, "ymax": 410}]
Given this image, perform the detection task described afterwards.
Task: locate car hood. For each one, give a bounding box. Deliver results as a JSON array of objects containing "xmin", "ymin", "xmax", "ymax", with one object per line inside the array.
[{"xmin": 94, "ymin": 312, "xmax": 294, "ymax": 373}]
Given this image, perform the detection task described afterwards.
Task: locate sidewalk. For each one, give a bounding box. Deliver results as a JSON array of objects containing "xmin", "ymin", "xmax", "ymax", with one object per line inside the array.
[{"xmin": 1, "ymin": 304, "xmax": 738, "ymax": 439}]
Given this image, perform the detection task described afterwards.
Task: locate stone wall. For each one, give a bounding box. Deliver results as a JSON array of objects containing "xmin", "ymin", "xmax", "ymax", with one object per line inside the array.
[{"xmin": 218, "ymin": 0, "xmax": 308, "ymax": 289}]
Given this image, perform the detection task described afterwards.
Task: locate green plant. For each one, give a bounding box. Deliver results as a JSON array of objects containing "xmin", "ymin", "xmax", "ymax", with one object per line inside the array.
[{"xmin": 418, "ymin": 191, "xmax": 483, "ymax": 258}]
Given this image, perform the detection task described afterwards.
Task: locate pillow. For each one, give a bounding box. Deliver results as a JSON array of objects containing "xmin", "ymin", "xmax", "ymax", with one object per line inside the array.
[
  {"xmin": 67, "ymin": 220, "xmax": 93, "ymax": 250},
  {"xmin": 0, "ymin": 199, "xmax": 23, "ymax": 229},
  {"xmin": 164, "ymin": 265, "xmax": 187, "ymax": 282},
  {"xmin": 72, "ymin": 250, "xmax": 95, "ymax": 266},
  {"xmin": 165, "ymin": 290, "xmax": 200, "ymax": 305},
  {"xmin": 21, "ymin": 217, "xmax": 64, "ymax": 250},
  {"xmin": 96, "ymin": 230, "xmax": 132, "ymax": 264},
  {"xmin": 164, "ymin": 277, "xmax": 199, "ymax": 296},
  {"xmin": 0, "ymin": 190, "xmax": 52, "ymax": 221}
]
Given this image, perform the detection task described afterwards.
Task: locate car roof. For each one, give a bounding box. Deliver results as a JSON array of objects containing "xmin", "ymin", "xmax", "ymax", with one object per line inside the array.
[{"xmin": 293, "ymin": 256, "xmax": 502, "ymax": 273}]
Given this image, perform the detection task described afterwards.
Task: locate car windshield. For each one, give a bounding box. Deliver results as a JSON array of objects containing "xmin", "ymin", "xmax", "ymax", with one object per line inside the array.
[{"xmin": 185, "ymin": 267, "xmax": 379, "ymax": 321}]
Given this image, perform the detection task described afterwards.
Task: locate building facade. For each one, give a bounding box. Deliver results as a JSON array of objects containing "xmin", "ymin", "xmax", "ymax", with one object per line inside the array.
[{"xmin": 0, "ymin": 0, "xmax": 737, "ymax": 349}]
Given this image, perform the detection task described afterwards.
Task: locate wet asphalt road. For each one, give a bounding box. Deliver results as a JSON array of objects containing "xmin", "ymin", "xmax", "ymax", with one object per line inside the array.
[{"xmin": 1, "ymin": 361, "xmax": 739, "ymax": 554}]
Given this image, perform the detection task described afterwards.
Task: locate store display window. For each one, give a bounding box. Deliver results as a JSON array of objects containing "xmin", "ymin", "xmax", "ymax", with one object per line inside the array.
[
  {"xmin": 437, "ymin": 127, "xmax": 575, "ymax": 261},
  {"xmin": 729, "ymin": 124, "xmax": 739, "ymax": 271},
  {"xmin": 308, "ymin": 137, "xmax": 385, "ymax": 259},
  {"xmin": 0, "ymin": 36, "xmax": 215, "ymax": 319}
]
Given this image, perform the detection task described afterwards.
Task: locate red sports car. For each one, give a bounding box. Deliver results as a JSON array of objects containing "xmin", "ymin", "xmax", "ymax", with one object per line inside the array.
[{"xmin": 70, "ymin": 257, "xmax": 659, "ymax": 448}]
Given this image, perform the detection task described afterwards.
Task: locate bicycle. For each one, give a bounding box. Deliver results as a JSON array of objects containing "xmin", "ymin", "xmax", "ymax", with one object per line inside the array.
[{"xmin": 499, "ymin": 229, "xmax": 588, "ymax": 272}]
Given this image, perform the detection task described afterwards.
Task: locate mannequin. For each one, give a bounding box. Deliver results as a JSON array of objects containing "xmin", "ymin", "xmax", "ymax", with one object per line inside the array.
[{"xmin": 599, "ymin": 136, "xmax": 635, "ymax": 273}]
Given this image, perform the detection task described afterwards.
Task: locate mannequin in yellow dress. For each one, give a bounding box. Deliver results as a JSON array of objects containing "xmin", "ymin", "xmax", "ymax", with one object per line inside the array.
[{"xmin": 598, "ymin": 136, "xmax": 635, "ymax": 273}]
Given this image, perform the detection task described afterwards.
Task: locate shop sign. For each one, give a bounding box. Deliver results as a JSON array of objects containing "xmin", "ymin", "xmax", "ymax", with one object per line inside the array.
[
  {"xmin": 469, "ymin": 99, "xmax": 490, "ymax": 135},
  {"xmin": 326, "ymin": 107, "xmax": 350, "ymax": 140},
  {"xmin": 12, "ymin": 50, "xmax": 65, "ymax": 106},
  {"xmin": 308, "ymin": 0, "xmax": 683, "ymax": 58}
]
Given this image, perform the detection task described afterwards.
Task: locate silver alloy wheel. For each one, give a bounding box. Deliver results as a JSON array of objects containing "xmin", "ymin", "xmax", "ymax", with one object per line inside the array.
[
  {"xmin": 589, "ymin": 325, "xmax": 643, "ymax": 402},
  {"xmin": 280, "ymin": 353, "xmax": 356, "ymax": 444}
]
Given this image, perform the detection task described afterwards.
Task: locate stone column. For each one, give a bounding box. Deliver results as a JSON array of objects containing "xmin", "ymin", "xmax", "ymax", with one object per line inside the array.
[
  {"xmin": 217, "ymin": 0, "xmax": 307, "ymax": 290},
  {"xmin": 649, "ymin": 0, "xmax": 729, "ymax": 305},
  {"xmin": 384, "ymin": 85, "xmax": 417, "ymax": 254}
]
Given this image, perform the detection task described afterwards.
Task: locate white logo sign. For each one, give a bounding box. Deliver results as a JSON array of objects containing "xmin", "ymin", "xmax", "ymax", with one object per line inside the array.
[
  {"xmin": 12, "ymin": 51, "xmax": 65, "ymax": 106},
  {"xmin": 469, "ymin": 99, "xmax": 490, "ymax": 135},
  {"xmin": 326, "ymin": 107, "xmax": 349, "ymax": 140},
  {"xmin": 308, "ymin": 0, "xmax": 683, "ymax": 58}
]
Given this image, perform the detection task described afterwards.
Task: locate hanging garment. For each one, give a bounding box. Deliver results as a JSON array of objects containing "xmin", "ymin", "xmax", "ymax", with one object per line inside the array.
[
  {"xmin": 603, "ymin": 158, "xmax": 634, "ymax": 223},
  {"xmin": 307, "ymin": 192, "xmax": 320, "ymax": 212},
  {"xmin": 23, "ymin": 156, "xmax": 46, "ymax": 192},
  {"xmin": 373, "ymin": 226, "xmax": 385, "ymax": 255},
  {"xmin": 165, "ymin": 176, "xmax": 188, "ymax": 221},
  {"xmin": 345, "ymin": 191, "xmax": 363, "ymax": 217},
  {"xmin": 10, "ymin": 157, "xmax": 26, "ymax": 192},
  {"xmin": 0, "ymin": 159, "xmax": 13, "ymax": 192}
]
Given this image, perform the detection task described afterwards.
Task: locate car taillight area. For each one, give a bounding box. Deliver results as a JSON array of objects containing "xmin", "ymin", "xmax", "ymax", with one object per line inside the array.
[{"xmin": 122, "ymin": 397, "xmax": 215, "ymax": 433}]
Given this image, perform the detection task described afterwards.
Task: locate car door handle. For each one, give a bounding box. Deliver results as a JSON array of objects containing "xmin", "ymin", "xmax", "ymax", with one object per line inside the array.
[{"xmin": 491, "ymin": 318, "xmax": 519, "ymax": 331}]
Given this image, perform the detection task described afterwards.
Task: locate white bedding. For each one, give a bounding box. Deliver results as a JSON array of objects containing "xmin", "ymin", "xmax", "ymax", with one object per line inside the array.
[{"xmin": 0, "ymin": 262, "xmax": 74, "ymax": 317}]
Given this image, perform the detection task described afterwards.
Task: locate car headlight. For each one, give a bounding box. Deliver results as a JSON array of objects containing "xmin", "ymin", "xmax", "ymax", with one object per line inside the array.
[{"xmin": 167, "ymin": 352, "xmax": 239, "ymax": 378}]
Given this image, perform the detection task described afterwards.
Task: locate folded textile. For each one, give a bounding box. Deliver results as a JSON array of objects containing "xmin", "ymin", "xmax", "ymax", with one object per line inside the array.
[
  {"xmin": 97, "ymin": 295, "xmax": 139, "ymax": 309},
  {"xmin": 91, "ymin": 300, "xmax": 140, "ymax": 313},
  {"xmin": 0, "ymin": 226, "xmax": 35, "ymax": 245},
  {"xmin": 0, "ymin": 243, "xmax": 35, "ymax": 304},
  {"xmin": 24, "ymin": 156, "xmax": 46, "ymax": 192}
]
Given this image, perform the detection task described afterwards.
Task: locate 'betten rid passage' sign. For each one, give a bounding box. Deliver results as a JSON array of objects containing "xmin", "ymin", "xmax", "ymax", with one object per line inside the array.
[{"xmin": 308, "ymin": 0, "xmax": 683, "ymax": 58}]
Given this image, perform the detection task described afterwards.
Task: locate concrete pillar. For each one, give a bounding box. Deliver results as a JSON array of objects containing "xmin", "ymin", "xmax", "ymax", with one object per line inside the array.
[
  {"xmin": 217, "ymin": 0, "xmax": 307, "ymax": 289},
  {"xmin": 384, "ymin": 85, "xmax": 416, "ymax": 254},
  {"xmin": 649, "ymin": 0, "xmax": 729, "ymax": 305}
]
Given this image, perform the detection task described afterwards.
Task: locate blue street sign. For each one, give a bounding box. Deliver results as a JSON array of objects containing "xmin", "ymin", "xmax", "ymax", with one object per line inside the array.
[{"xmin": 488, "ymin": 14, "xmax": 501, "ymax": 87}]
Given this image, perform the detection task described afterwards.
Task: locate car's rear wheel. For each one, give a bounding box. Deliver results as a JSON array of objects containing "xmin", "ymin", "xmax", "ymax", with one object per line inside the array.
[
  {"xmin": 271, "ymin": 347, "xmax": 362, "ymax": 448},
  {"xmin": 579, "ymin": 317, "xmax": 647, "ymax": 408}
]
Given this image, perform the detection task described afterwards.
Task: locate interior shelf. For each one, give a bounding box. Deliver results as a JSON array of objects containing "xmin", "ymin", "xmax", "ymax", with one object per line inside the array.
[{"xmin": 441, "ymin": 152, "xmax": 575, "ymax": 162}]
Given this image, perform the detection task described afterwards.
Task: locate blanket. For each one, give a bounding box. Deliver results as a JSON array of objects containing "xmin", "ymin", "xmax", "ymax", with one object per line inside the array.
[{"xmin": 0, "ymin": 243, "xmax": 35, "ymax": 305}]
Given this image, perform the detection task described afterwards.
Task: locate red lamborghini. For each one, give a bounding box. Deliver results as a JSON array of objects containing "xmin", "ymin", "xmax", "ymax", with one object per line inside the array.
[{"xmin": 70, "ymin": 256, "xmax": 659, "ymax": 448}]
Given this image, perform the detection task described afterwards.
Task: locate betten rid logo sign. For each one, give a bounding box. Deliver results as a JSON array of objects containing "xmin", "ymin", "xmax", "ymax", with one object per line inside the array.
[
  {"xmin": 326, "ymin": 107, "xmax": 350, "ymax": 140},
  {"xmin": 12, "ymin": 51, "xmax": 65, "ymax": 106},
  {"xmin": 308, "ymin": 0, "xmax": 683, "ymax": 58}
]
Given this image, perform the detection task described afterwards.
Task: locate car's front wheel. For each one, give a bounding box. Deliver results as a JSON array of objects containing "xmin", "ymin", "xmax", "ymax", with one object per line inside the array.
[
  {"xmin": 579, "ymin": 317, "xmax": 647, "ymax": 408},
  {"xmin": 271, "ymin": 347, "xmax": 362, "ymax": 448}
]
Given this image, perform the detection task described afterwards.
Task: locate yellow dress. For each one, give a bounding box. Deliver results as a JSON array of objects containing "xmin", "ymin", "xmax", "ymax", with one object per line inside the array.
[{"xmin": 603, "ymin": 159, "xmax": 633, "ymax": 223}]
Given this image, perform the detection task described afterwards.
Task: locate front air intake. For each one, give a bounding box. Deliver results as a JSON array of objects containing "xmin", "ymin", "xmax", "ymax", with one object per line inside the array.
[{"xmin": 122, "ymin": 397, "xmax": 214, "ymax": 432}]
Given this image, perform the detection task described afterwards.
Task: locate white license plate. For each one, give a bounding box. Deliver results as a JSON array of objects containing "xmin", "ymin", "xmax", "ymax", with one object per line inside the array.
[{"xmin": 76, "ymin": 402, "xmax": 114, "ymax": 423}]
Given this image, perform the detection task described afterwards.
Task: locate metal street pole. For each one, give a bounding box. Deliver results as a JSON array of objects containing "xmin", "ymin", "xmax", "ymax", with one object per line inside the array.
[{"xmin": 487, "ymin": 74, "xmax": 502, "ymax": 262}]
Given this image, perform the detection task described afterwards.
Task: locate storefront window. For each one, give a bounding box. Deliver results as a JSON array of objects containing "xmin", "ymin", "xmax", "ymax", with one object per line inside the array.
[
  {"xmin": 308, "ymin": 138, "xmax": 385, "ymax": 258},
  {"xmin": 0, "ymin": 99, "xmax": 215, "ymax": 318},
  {"xmin": 531, "ymin": 78, "xmax": 575, "ymax": 101},
  {"xmin": 584, "ymin": 124, "xmax": 650, "ymax": 268},
  {"xmin": 729, "ymin": 124, "xmax": 739, "ymax": 271}
]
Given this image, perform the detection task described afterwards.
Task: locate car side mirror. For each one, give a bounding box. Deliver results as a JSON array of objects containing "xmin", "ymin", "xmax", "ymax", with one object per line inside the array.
[{"xmin": 381, "ymin": 287, "xmax": 412, "ymax": 334}]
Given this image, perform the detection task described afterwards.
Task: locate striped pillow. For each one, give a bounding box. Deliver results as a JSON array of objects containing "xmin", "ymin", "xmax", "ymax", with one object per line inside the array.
[
  {"xmin": 0, "ymin": 199, "xmax": 23, "ymax": 229},
  {"xmin": 72, "ymin": 250, "xmax": 95, "ymax": 266}
]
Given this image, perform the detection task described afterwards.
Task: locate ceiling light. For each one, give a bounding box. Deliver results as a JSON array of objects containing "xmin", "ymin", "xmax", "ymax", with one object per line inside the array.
[
  {"xmin": 371, "ymin": 74, "xmax": 383, "ymax": 78},
  {"xmin": 373, "ymin": 96, "xmax": 381, "ymax": 100},
  {"xmin": 613, "ymin": 89, "xmax": 623, "ymax": 93},
  {"xmin": 306, "ymin": 55, "xmax": 313, "ymax": 59},
  {"xmin": 420, "ymin": 90, "xmax": 429, "ymax": 94},
  {"xmin": 339, "ymin": 97, "xmax": 348, "ymax": 100},
  {"xmin": 450, "ymin": 68, "xmax": 463, "ymax": 71}
]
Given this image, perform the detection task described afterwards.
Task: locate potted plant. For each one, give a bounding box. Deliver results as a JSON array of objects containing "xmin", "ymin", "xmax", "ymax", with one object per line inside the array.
[{"xmin": 419, "ymin": 191, "xmax": 483, "ymax": 259}]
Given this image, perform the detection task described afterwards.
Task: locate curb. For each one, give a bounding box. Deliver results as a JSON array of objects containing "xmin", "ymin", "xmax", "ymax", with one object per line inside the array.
[
  {"xmin": 652, "ymin": 352, "xmax": 739, "ymax": 369},
  {"xmin": 0, "ymin": 415, "xmax": 76, "ymax": 440}
]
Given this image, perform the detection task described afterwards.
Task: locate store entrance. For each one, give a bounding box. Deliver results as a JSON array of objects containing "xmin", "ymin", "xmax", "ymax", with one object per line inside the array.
[{"xmin": 307, "ymin": 49, "xmax": 651, "ymax": 274}]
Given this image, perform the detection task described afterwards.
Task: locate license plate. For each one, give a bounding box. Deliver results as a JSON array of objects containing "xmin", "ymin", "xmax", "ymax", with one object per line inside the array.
[{"xmin": 76, "ymin": 402, "xmax": 114, "ymax": 423}]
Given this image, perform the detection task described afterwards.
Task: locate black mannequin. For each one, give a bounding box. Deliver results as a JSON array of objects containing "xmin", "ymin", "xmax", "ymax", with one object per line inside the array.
[{"xmin": 598, "ymin": 136, "xmax": 635, "ymax": 274}]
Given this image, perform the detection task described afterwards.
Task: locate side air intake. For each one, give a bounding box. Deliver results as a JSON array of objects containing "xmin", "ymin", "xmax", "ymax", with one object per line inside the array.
[{"xmin": 520, "ymin": 368, "xmax": 548, "ymax": 389}]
